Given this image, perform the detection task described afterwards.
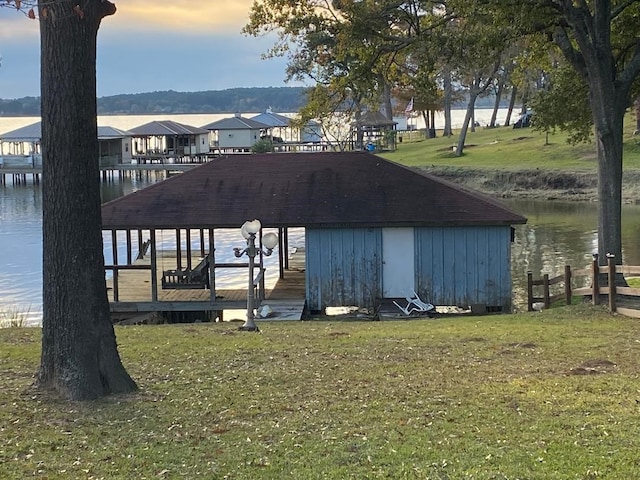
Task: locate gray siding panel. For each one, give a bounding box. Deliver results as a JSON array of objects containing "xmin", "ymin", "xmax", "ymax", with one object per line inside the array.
[
  {"xmin": 415, "ymin": 226, "xmax": 512, "ymax": 309},
  {"xmin": 306, "ymin": 228, "xmax": 382, "ymax": 311}
]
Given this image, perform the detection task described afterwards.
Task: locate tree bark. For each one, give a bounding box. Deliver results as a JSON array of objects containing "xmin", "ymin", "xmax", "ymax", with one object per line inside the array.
[
  {"xmin": 37, "ymin": 0, "xmax": 137, "ymax": 400},
  {"xmin": 590, "ymin": 71, "xmax": 625, "ymax": 263},
  {"xmin": 489, "ymin": 82, "xmax": 504, "ymax": 127},
  {"xmin": 442, "ymin": 66, "xmax": 453, "ymax": 136},
  {"xmin": 505, "ymin": 85, "xmax": 517, "ymax": 126},
  {"xmin": 381, "ymin": 80, "xmax": 393, "ymax": 121},
  {"xmin": 455, "ymin": 93, "xmax": 477, "ymax": 156}
]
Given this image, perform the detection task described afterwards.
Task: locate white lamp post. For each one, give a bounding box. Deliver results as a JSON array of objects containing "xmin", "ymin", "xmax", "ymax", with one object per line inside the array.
[{"xmin": 233, "ymin": 219, "xmax": 278, "ymax": 331}]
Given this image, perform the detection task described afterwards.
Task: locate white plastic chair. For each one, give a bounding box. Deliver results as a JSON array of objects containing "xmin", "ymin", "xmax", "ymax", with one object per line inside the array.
[{"xmin": 393, "ymin": 291, "xmax": 435, "ymax": 315}]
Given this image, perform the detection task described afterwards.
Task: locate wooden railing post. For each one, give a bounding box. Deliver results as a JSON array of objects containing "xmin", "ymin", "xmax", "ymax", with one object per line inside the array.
[
  {"xmin": 564, "ymin": 265, "xmax": 572, "ymax": 305},
  {"xmin": 527, "ymin": 271, "xmax": 534, "ymax": 311},
  {"xmin": 607, "ymin": 253, "xmax": 617, "ymax": 312},
  {"xmin": 592, "ymin": 253, "xmax": 600, "ymax": 305},
  {"xmin": 543, "ymin": 273, "xmax": 550, "ymax": 309}
]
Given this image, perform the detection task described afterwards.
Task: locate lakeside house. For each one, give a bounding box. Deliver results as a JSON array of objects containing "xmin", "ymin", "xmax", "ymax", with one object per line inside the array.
[
  {"xmin": 250, "ymin": 109, "xmax": 294, "ymax": 142},
  {"xmin": 0, "ymin": 121, "xmax": 133, "ymax": 168},
  {"xmin": 248, "ymin": 109, "xmax": 323, "ymax": 143},
  {"xmin": 101, "ymin": 152, "xmax": 526, "ymax": 319},
  {"xmin": 201, "ymin": 113, "xmax": 270, "ymax": 153}
]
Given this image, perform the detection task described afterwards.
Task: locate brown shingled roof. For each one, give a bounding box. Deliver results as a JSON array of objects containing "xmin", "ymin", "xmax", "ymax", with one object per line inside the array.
[{"xmin": 101, "ymin": 152, "xmax": 526, "ymax": 229}]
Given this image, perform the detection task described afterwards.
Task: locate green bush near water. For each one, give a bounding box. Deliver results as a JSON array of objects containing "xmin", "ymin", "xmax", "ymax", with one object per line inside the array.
[{"xmin": 2, "ymin": 305, "xmax": 640, "ymax": 479}]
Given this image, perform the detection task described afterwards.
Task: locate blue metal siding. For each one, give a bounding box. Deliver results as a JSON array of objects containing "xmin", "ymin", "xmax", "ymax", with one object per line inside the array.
[
  {"xmin": 415, "ymin": 226, "xmax": 512, "ymax": 309},
  {"xmin": 306, "ymin": 228, "xmax": 382, "ymax": 311},
  {"xmin": 306, "ymin": 225, "xmax": 512, "ymax": 311}
]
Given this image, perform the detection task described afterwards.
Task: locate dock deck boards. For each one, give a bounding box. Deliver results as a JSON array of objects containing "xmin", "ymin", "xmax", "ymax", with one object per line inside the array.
[{"xmin": 107, "ymin": 248, "xmax": 306, "ymax": 320}]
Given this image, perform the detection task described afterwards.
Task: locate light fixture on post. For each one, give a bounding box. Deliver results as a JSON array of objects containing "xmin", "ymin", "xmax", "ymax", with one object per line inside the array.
[{"xmin": 233, "ymin": 219, "xmax": 278, "ymax": 332}]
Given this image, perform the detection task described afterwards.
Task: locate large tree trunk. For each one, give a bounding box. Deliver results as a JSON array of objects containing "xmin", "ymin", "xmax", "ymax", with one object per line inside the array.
[
  {"xmin": 381, "ymin": 80, "xmax": 393, "ymax": 121},
  {"xmin": 505, "ymin": 85, "xmax": 517, "ymax": 127},
  {"xmin": 591, "ymin": 77, "xmax": 626, "ymax": 264},
  {"xmin": 37, "ymin": 0, "xmax": 137, "ymax": 400},
  {"xmin": 455, "ymin": 93, "xmax": 477, "ymax": 157},
  {"xmin": 442, "ymin": 66, "xmax": 453, "ymax": 136},
  {"xmin": 489, "ymin": 82, "xmax": 504, "ymax": 128}
]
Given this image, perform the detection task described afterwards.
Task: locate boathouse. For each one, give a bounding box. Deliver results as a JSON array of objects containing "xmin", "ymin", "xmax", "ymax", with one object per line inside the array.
[
  {"xmin": 249, "ymin": 109, "xmax": 323, "ymax": 144},
  {"xmin": 201, "ymin": 114, "xmax": 270, "ymax": 153},
  {"xmin": 101, "ymin": 152, "xmax": 526, "ymax": 318},
  {"xmin": 0, "ymin": 121, "xmax": 132, "ymax": 168},
  {"xmin": 353, "ymin": 111, "xmax": 398, "ymax": 151},
  {"xmin": 127, "ymin": 120, "xmax": 210, "ymax": 163},
  {"xmin": 250, "ymin": 109, "xmax": 294, "ymax": 142}
]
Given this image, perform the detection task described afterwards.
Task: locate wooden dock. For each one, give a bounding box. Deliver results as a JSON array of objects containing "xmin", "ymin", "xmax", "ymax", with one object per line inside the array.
[{"xmin": 108, "ymin": 248, "xmax": 307, "ymax": 323}]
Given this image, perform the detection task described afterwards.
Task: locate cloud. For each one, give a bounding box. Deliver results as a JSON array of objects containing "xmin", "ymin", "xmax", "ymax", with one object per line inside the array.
[
  {"xmin": 109, "ymin": 1, "xmax": 254, "ymax": 35},
  {"xmin": 0, "ymin": 7, "xmax": 38, "ymax": 38}
]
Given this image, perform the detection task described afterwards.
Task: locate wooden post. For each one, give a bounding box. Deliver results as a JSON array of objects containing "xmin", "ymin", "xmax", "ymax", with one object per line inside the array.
[
  {"xmin": 208, "ymin": 229, "xmax": 216, "ymax": 303},
  {"xmin": 150, "ymin": 229, "xmax": 158, "ymax": 302},
  {"xmin": 543, "ymin": 273, "xmax": 550, "ymax": 309},
  {"xmin": 110, "ymin": 229, "xmax": 119, "ymax": 302},
  {"xmin": 137, "ymin": 229, "xmax": 144, "ymax": 259},
  {"xmin": 175, "ymin": 229, "xmax": 182, "ymax": 269},
  {"xmin": 564, "ymin": 265, "xmax": 572, "ymax": 305},
  {"xmin": 126, "ymin": 230, "xmax": 132, "ymax": 265},
  {"xmin": 607, "ymin": 254, "xmax": 616, "ymax": 312},
  {"xmin": 592, "ymin": 254, "xmax": 600, "ymax": 305},
  {"xmin": 186, "ymin": 228, "xmax": 192, "ymax": 269},
  {"xmin": 527, "ymin": 271, "xmax": 534, "ymax": 311}
]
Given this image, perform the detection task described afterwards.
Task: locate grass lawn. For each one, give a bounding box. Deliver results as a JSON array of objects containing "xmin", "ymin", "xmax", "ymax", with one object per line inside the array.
[
  {"xmin": 381, "ymin": 112, "xmax": 640, "ymax": 172},
  {"xmin": 2, "ymin": 304, "xmax": 640, "ymax": 479}
]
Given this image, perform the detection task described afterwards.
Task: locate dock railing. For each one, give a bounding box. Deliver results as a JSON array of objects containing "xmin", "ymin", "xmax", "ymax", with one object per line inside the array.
[{"xmin": 527, "ymin": 253, "xmax": 640, "ymax": 318}]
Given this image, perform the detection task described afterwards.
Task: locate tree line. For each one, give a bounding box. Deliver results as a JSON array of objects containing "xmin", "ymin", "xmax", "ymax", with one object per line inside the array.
[
  {"xmin": 0, "ymin": 85, "xmax": 506, "ymax": 117},
  {"xmin": 0, "ymin": 86, "xmax": 309, "ymax": 116}
]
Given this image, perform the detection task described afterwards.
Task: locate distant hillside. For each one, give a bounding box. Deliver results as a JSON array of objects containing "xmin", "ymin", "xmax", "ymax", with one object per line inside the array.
[
  {"xmin": 0, "ymin": 86, "xmax": 508, "ymax": 117},
  {"xmin": 0, "ymin": 87, "xmax": 309, "ymax": 116}
]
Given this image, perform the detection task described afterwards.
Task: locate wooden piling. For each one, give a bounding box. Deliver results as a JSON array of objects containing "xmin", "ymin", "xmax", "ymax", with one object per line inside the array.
[
  {"xmin": 543, "ymin": 273, "xmax": 550, "ymax": 309},
  {"xmin": 564, "ymin": 265, "xmax": 572, "ymax": 305},
  {"xmin": 592, "ymin": 254, "xmax": 600, "ymax": 305},
  {"xmin": 607, "ymin": 254, "xmax": 616, "ymax": 312},
  {"xmin": 527, "ymin": 271, "xmax": 534, "ymax": 311}
]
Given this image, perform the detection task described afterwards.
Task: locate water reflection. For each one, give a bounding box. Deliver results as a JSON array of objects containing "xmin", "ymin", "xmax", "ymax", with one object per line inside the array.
[
  {"xmin": 506, "ymin": 200, "xmax": 599, "ymax": 310},
  {"xmin": 507, "ymin": 199, "xmax": 640, "ymax": 310},
  {"xmin": 4, "ymin": 175, "xmax": 640, "ymax": 323}
]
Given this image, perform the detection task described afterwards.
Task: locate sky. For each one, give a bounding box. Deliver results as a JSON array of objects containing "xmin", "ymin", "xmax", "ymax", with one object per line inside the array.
[{"xmin": 0, "ymin": 1, "xmax": 299, "ymax": 99}]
